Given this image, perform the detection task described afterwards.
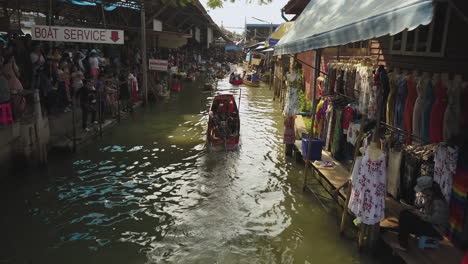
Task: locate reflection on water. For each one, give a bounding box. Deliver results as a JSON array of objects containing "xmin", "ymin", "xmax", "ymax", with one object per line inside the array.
[{"xmin": 0, "ymin": 78, "xmax": 384, "ymax": 263}]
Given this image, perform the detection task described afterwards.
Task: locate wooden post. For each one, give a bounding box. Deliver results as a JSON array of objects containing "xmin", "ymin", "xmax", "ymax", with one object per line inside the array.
[
  {"xmin": 302, "ymin": 49, "xmax": 321, "ymax": 190},
  {"xmin": 141, "ymin": 2, "xmax": 149, "ymax": 105}
]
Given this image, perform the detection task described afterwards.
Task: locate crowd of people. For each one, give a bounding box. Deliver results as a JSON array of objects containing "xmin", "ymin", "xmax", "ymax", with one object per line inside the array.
[{"xmin": 0, "ymin": 34, "xmax": 142, "ymax": 131}]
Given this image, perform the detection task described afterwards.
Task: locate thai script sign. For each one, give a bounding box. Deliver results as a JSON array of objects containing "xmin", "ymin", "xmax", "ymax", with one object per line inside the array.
[{"xmin": 149, "ymin": 59, "xmax": 168, "ymax": 71}]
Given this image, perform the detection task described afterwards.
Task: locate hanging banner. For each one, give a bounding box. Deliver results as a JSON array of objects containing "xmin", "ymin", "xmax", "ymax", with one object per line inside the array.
[
  {"xmin": 31, "ymin": 25, "xmax": 124, "ymax": 44},
  {"xmin": 148, "ymin": 59, "xmax": 168, "ymax": 71}
]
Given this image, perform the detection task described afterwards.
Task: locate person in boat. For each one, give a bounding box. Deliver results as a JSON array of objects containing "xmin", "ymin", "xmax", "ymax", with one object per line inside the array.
[
  {"xmin": 229, "ymin": 72, "xmax": 235, "ymax": 82},
  {"xmin": 394, "ymin": 177, "xmax": 448, "ymax": 251},
  {"xmin": 251, "ymin": 71, "xmax": 259, "ymax": 82}
]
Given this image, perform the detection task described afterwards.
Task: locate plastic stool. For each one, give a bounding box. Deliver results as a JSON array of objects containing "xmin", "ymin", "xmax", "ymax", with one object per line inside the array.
[
  {"xmin": 418, "ymin": 236, "xmax": 441, "ymax": 249},
  {"xmin": 0, "ymin": 103, "xmax": 13, "ymax": 126}
]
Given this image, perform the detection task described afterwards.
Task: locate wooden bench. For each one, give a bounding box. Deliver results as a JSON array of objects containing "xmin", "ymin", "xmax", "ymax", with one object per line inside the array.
[
  {"xmin": 381, "ymin": 198, "xmax": 464, "ymax": 264},
  {"xmin": 293, "ymin": 141, "xmax": 350, "ymax": 206}
]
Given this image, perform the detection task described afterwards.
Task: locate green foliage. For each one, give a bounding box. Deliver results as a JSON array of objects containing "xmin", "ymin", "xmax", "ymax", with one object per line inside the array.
[
  {"xmin": 298, "ymin": 89, "xmax": 312, "ymax": 113},
  {"xmin": 206, "ymin": 0, "xmax": 272, "ymax": 9},
  {"xmin": 303, "ymin": 117, "xmax": 312, "ymax": 133}
]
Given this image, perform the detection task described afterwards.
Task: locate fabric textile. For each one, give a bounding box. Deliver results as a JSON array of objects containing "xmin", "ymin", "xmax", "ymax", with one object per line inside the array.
[
  {"xmin": 331, "ymin": 109, "xmax": 343, "ymax": 156},
  {"xmin": 430, "ymin": 79, "xmax": 448, "ymax": 143},
  {"xmin": 347, "ymin": 123, "xmax": 361, "ymax": 146},
  {"xmin": 448, "ymin": 144, "xmax": 468, "ymax": 246},
  {"xmin": 443, "ymin": 77, "xmax": 462, "ymax": 142},
  {"xmin": 394, "ymin": 74, "xmax": 407, "ymax": 129},
  {"xmin": 349, "ymin": 147, "xmax": 387, "ymax": 225},
  {"xmin": 400, "ymin": 150, "xmax": 420, "ymax": 205},
  {"xmin": 386, "ymin": 72, "xmax": 398, "ymax": 125},
  {"xmin": 387, "ymin": 149, "xmax": 403, "ymax": 198},
  {"xmin": 434, "ymin": 145, "xmax": 459, "ymax": 203},
  {"xmin": 404, "ymin": 75, "xmax": 418, "ymax": 143},
  {"xmin": 4, "ymin": 61, "xmax": 23, "ymax": 93},
  {"xmin": 378, "ymin": 67, "xmax": 390, "ymax": 122},
  {"xmin": 413, "ymin": 75, "xmax": 429, "ymax": 138},
  {"xmin": 421, "ymin": 80, "xmax": 435, "ymax": 142},
  {"xmin": 342, "ymin": 106, "xmax": 354, "ymax": 133},
  {"xmin": 367, "ymin": 73, "xmax": 378, "ymax": 120},
  {"xmin": 358, "ymin": 67, "xmax": 371, "ymax": 116}
]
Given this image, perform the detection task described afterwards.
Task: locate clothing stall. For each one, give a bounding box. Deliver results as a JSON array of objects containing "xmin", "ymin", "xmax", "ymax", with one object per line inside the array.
[{"xmin": 312, "ymin": 57, "xmax": 468, "ymax": 248}]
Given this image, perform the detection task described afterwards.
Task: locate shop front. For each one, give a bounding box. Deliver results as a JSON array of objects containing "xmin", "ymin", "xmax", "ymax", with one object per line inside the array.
[{"xmin": 274, "ymin": 0, "xmax": 468, "ymax": 263}]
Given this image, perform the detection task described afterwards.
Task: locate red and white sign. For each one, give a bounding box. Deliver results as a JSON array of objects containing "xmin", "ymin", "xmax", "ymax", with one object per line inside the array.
[
  {"xmin": 31, "ymin": 25, "xmax": 124, "ymax": 44},
  {"xmin": 148, "ymin": 59, "xmax": 168, "ymax": 71}
]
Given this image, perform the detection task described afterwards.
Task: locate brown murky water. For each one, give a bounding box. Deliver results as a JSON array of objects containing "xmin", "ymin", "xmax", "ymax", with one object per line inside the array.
[{"xmin": 0, "ymin": 77, "xmax": 386, "ymax": 263}]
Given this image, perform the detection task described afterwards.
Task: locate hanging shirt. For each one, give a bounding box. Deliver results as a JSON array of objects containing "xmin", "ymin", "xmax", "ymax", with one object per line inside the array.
[
  {"xmin": 89, "ymin": 57, "xmax": 99, "ymax": 70},
  {"xmin": 342, "ymin": 106, "xmax": 354, "ymax": 134}
]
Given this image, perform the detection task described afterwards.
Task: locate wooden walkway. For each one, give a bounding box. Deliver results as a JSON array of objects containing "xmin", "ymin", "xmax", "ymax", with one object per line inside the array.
[{"xmin": 292, "ymin": 140, "xmax": 464, "ymax": 264}]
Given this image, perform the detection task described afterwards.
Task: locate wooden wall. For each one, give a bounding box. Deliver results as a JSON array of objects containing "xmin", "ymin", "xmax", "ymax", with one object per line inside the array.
[{"xmin": 370, "ymin": 3, "xmax": 468, "ymax": 78}]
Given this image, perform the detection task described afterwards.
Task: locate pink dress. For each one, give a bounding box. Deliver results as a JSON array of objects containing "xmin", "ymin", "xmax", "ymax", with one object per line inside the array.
[
  {"xmin": 4, "ymin": 61, "xmax": 23, "ymax": 93},
  {"xmin": 430, "ymin": 79, "xmax": 447, "ymax": 143},
  {"xmin": 349, "ymin": 147, "xmax": 387, "ymax": 225}
]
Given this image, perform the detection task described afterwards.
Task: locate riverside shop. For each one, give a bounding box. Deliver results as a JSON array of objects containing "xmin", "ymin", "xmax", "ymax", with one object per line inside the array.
[{"xmin": 275, "ymin": 0, "xmax": 468, "ymax": 263}]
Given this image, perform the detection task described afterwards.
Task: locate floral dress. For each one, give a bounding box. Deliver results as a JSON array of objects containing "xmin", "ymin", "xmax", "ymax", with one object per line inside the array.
[
  {"xmin": 283, "ymin": 72, "xmax": 300, "ymax": 116},
  {"xmin": 434, "ymin": 145, "xmax": 459, "ymax": 202},
  {"xmin": 349, "ymin": 147, "xmax": 387, "ymax": 225}
]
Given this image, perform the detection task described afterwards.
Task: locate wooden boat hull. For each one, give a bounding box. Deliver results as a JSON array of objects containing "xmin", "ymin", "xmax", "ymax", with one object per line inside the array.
[
  {"xmin": 243, "ymin": 80, "xmax": 260, "ymax": 87},
  {"xmin": 230, "ymin": 80, "xmax": 243, "ymax": 85},
  {"xmin": 207, "ymin": 94, "xmax": 240, "ymax": 151},
  {"xmin": 207, "ymin": 137, "xmax": 240, "ymax": 151}
]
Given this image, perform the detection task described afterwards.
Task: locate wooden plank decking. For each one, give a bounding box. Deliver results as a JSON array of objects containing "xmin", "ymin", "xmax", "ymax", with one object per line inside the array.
[{"xmin": 292, "ymin": 140, "xmax": 464, "ymax": 264}]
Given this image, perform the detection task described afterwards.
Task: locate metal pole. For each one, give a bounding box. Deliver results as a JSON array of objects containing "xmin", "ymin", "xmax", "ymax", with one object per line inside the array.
[
  {"xmin": 72, "ymin": 94, "xmax": 77, "ymax": 152},
  {"xmin": 98, "ymin": 89, "xmax": 103, "ymax": 137},
  {"xmin": 141, "ymin": 2, "xmax": 149, "ymax": 105},
  {"xmin": 302, "ymin": 49, "xmax": 321, "ymax": 190}
]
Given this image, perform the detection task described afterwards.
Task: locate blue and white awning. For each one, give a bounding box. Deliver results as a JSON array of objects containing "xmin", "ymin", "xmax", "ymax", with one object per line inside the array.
[{"xmin": 274, "ymin": 0, "xmax": 434, "ymax": 55}]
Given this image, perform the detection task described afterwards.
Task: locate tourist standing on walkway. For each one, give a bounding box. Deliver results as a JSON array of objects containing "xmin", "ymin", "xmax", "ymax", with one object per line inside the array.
[
  {"xmin": 3, "ymin": 55, "xmax": 25, "ymax": 116},
  {"xmin": 89, "ymin": 51, "xmax": 100, "ymax": 80},
  {"xmin": 77, "ymin": 79, "xmax": 97, "ymax": 132},
  {"xmin": 119, "ymin": 70, "xmax": 131, "ymax": 113}
]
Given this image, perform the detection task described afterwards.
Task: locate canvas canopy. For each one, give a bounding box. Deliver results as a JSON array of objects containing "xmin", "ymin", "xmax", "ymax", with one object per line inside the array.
[{"xmin": 274, "ymin": 0, "xmax": 434, "ymax": 55}]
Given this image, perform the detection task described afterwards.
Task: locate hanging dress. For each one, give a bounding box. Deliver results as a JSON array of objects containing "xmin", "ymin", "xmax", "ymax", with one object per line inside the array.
[
  {"xmin": 387, "ymin": 148, "xmax": 403, "ymax": 198},
  {"xmin": 412, "ymin": 75, "xmax": 429, "ymax": 138},
  {"xmin": 349, "ymin": 147, "xmax": 387, "ymax": 225},
  {"xmin": 433, "ymin": 145, "xmax": 459, "ymax": 203},
  {"xmin": 131, "ymin": 75, "xmax": 139, "ymax": 103},
  {"xmin": 378, "ymin": 66, "xmax": 390, "ymax": 122},
  {"xmin": 283, "ymin": 73, "xmax": 300, "ymax": 116},
  {"xmin": 367, "ymin": 73, "xmax": 378, "ymax": 120},
  {"xmin": 394, "ymin": 74, "xmax": 407, "ymax": 129},
  {"xmin": 430, "ymin": 78, "xmax": 448, "ymax": 143},
  {"xmin": 420, "ymin": 79, "xmax": 435, "ymax": 142},
  {"xmin": 359, "ymin": 67, "xmax": 371, "ymax": 116},
  {"xmin": 403, "ymin": 75, "xmax": 418, "ymax": 143},
  {"xmin": 443, "ymin": 76, "xmax": 462, "ymax": 142},
  {"xmin": 386, "ymin": 72, "xmax": 398, "ymax": 125},
  {"xmin": 354, "ymin": 65, "xmax": 362, "ymax": 99}
]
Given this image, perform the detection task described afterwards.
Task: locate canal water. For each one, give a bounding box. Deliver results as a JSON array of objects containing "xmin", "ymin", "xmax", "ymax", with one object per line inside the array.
[{"xmin": 0, "ymin": 78, "xmax": 386, "ymax": 263}]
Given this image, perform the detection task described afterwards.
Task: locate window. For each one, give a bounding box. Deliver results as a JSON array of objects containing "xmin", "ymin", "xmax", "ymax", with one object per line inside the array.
[
  {"xmin": 389, "ymin": 2, "xmax": 451, "ymax": 57},
  {"xmin": 347, "ymin": 41, "xmax": 369, "ymax": 49}
]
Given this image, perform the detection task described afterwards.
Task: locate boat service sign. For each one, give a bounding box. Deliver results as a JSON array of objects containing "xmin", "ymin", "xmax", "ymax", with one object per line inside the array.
[{"xmin": 32, "ymin": 25, "xmax": 124, "ymax": 44}]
